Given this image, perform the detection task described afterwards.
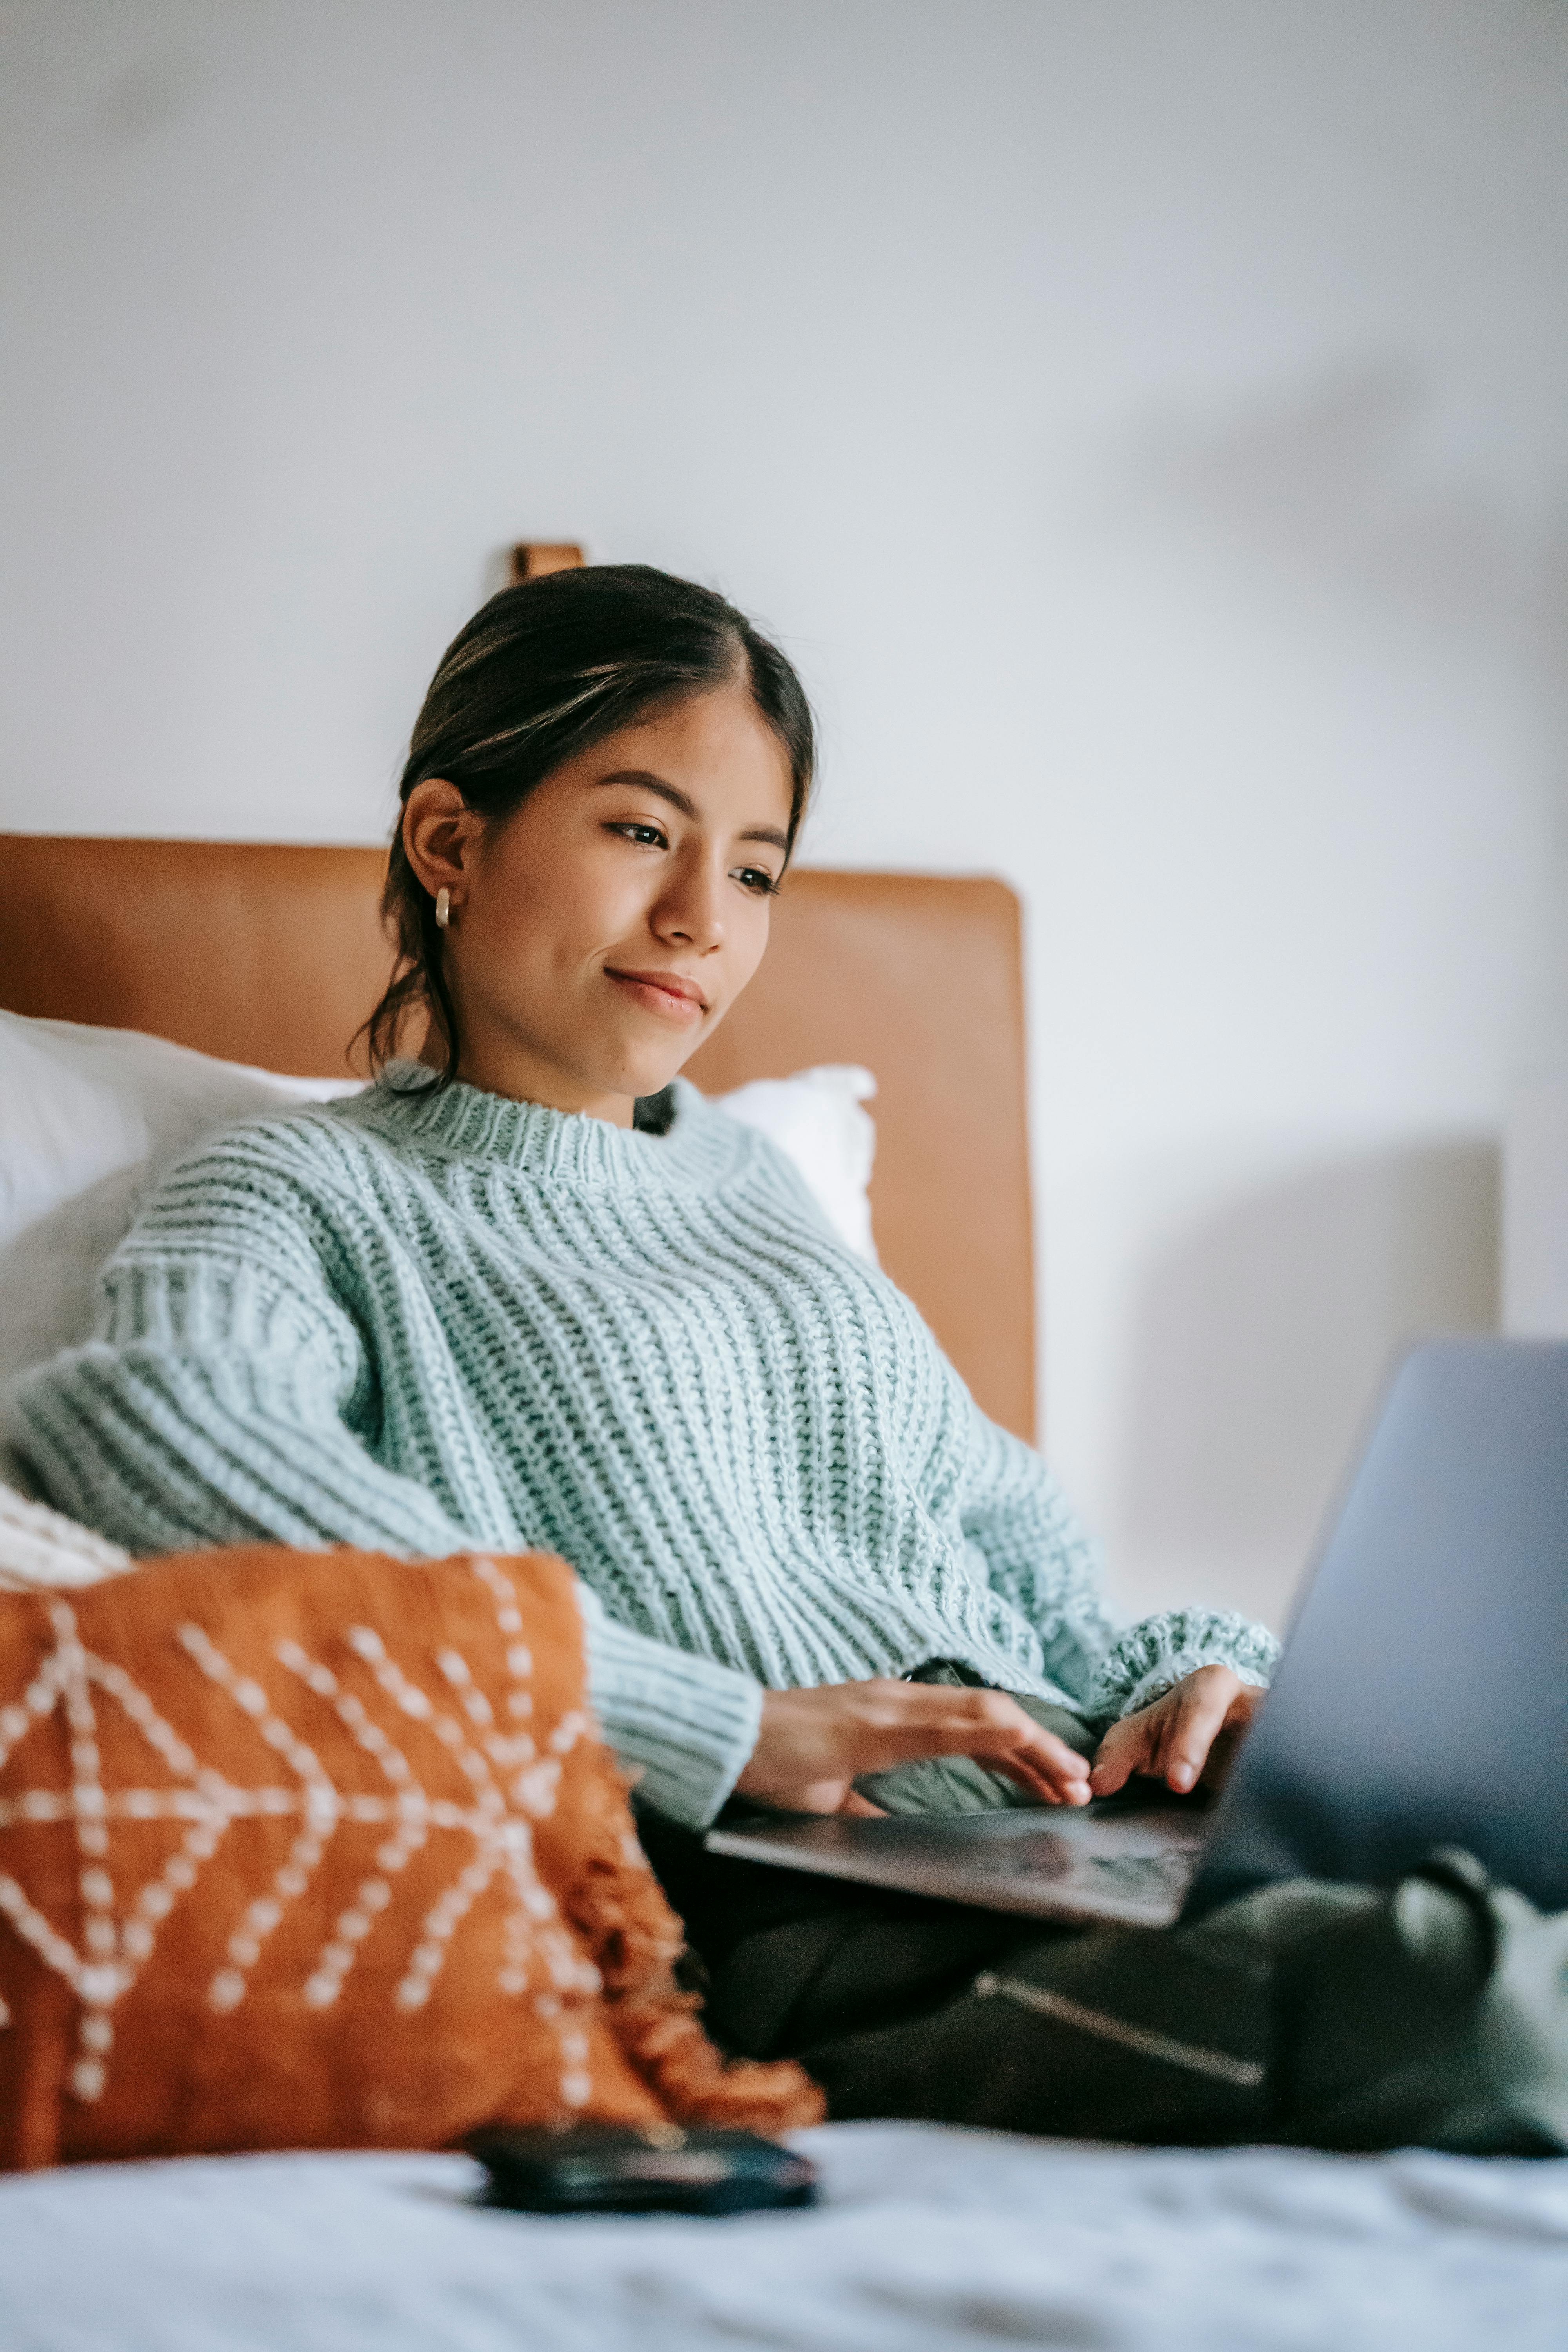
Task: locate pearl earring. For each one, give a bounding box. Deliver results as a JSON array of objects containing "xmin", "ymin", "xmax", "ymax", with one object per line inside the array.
[{"xmin": 434, "ymin": 887, "xmax": 452, "ymax": 931}]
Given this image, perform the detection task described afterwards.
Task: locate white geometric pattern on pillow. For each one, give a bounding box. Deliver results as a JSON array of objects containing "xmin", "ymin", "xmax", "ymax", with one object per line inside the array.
[{"xmin": 0, "ymin": 1557, "xmax": 597, "ymax": 2110}]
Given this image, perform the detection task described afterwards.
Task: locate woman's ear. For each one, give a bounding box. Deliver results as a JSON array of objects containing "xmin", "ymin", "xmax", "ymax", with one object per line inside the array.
[{"xmin": 402, "ymin": 779, "xmax": 483, "ymax": 909}]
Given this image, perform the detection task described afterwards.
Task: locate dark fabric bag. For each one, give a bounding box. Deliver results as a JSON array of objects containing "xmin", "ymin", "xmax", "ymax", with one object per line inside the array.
[
  {"xmin": 806, "ymin": 1848, "xmax": 1568, "ymax": 2153},
  {"xmin": 642, "ymin": 1814, "xmax": 1568, "ymax": 2154}
]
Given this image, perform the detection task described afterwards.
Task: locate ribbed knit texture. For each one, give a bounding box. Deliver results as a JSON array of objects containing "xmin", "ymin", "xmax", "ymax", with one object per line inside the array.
[{"xmin": 15, "ymin": 1072, "xmax": 1279, "ymax": 1827}]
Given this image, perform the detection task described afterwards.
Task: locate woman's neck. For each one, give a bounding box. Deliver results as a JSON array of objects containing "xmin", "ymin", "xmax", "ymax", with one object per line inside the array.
[{"xmin": 416, "ymin": 1024, "xmax": 636, "ymax": 1128}]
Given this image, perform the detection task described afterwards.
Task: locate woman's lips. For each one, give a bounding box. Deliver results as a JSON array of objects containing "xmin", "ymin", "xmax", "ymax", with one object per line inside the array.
[{"xmin": 604, "ymin": 966, "xmax": 708, "ymax": 1022}]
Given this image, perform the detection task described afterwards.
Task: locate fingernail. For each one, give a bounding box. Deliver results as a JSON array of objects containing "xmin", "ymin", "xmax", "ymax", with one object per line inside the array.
[{"xmin": 1171, "ymin": 1764, "xmax": 1193, "ymax": 1790}]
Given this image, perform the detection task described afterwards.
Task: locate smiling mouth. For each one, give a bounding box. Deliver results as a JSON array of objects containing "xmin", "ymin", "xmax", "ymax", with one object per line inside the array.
[{"xmin": 604, "ymin": 967, "xmax": 710, "ymax": 1019}]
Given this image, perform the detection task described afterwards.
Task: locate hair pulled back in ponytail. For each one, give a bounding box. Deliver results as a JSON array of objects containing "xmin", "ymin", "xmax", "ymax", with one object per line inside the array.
[{"xmin": 362, "ymin": 564, "xmax": 816, "ymax": 1083}]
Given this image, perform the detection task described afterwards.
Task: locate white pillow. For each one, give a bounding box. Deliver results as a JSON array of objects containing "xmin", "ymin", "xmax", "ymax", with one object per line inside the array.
[
  {"xmin": 0, "ymin": 1013, "xmax": 360, "ymax": 1490},
  {"xmin": 717, "ymin": 1065, "xmax": 878, "ymax": 1263},
  {"xmin": 0, "ymin": 1014, "xmax": 880, "ymax": 1494},
  {"xmin": 0, "ymin": 1484, "xmax": 132, "ymax": 1592}
]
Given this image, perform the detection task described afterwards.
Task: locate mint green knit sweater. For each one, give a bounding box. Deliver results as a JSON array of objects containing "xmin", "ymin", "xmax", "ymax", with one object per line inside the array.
[{"xmin": 16, "ymin": 1073, "xmax": 1278, "ymax": 1826}]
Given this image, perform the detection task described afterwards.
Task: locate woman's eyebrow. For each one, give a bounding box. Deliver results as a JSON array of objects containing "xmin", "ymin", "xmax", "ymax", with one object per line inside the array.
[{"xmin": 592, "ymin": 771, "xmax": 788, "ymax": 852}]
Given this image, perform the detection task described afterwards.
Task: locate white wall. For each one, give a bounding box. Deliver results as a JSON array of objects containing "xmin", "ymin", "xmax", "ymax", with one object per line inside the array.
[{"xmin": 4, "ymin": 0, "xmax": 1566, "ymax": 1629}]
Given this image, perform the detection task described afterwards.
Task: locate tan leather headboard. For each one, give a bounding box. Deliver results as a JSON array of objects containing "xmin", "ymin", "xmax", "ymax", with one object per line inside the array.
[{"xmin": 0, "ymin": 835, "xmax": 1035, "ymax": 1438}]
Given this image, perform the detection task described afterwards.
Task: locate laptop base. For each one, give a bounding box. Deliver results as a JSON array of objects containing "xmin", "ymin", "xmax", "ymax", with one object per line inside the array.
[{"xmin": 706, "ymin": 1795, "xmax": 1207, "ymax": 1929}]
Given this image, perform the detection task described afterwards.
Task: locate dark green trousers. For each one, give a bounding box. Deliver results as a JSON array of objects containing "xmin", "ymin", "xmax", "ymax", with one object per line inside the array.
[{"xmin": 641, "ymin": 1818, "xmax": 1568, "ymax": 2155}]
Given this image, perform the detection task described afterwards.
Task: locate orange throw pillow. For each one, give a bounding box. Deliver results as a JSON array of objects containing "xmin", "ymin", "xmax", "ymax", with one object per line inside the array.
[{"xmin": 0, "ymin": 1543, "xmax": 820, "ymax": 2169}]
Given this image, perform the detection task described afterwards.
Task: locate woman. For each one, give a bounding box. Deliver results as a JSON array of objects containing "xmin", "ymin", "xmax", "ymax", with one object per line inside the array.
[{"xmin": 19, "ymin": 569, "xmax": 1552, "ymax": 2149}]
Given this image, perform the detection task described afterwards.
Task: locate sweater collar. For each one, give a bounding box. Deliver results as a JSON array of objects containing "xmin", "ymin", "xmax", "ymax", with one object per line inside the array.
[{"xmin": 358, "ymin": 1066, "xmax": 713, "ymax": 1187}]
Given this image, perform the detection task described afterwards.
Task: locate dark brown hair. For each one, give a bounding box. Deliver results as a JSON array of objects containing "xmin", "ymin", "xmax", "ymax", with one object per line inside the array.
[{"xmin": 362, "ymin": 564, "xmax": 815, "ymax": 1083}]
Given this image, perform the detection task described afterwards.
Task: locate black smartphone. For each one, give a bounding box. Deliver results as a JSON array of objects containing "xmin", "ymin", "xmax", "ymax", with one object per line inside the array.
[{"xmin": 467, "ymin": 2121, "xmax": 818, "ymax": 2218}]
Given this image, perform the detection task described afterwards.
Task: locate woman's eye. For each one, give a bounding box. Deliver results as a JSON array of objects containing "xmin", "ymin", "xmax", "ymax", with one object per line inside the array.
[
  {"xmin": 734, "ymin": 866, "xmax": 780, "ymax": 897},
  {"xmin": 609, "ymin": 822, "xmax": 667, "ymax": 849}
]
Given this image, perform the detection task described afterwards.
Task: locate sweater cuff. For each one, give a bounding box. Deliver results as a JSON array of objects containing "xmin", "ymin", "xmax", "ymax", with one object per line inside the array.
[
  {"xmin": 575, "ymin": 1586, "xmax": 764, "ymax": 1830},
  {"xmin": 1086, "ymin": 1608, "xmax": 1281, "ymax": 1724}
]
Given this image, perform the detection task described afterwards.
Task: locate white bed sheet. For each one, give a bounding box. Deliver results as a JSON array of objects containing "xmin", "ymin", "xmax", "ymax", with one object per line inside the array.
[{"xmin": 2, "ymin": 2122, "xmax": 1564, "ymax": 2352}]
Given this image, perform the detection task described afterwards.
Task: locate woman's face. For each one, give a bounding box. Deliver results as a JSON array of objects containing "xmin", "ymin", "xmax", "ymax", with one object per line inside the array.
[{"xmin": 402, "ymin": 680, "xmax": 795, "ymax": 1122}]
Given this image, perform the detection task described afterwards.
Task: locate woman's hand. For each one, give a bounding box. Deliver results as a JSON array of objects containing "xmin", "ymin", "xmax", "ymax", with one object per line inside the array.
[
  {"xmin": 734, "ymin": 1679, "xmax": 1093, "ymax": 1817},
  {"xmin": 1089, "ymin": 1664, "xmax": 1263, "ymax": 1799}
]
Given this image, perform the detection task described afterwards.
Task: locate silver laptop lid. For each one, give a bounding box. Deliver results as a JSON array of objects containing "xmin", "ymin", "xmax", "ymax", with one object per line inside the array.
[{"xmin": 1187, "ymin": 1339, "xmax": 1568, "ymax": 1918}]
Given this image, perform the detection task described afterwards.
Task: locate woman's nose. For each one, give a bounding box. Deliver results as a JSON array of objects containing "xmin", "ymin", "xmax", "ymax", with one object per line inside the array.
[{"xmin": 652, "ymin": 859, "xmax": 725, "ymax": 951}]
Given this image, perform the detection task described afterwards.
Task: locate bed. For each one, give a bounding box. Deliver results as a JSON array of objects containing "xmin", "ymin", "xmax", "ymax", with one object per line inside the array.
[{"xmin": 0, "ymin": 833, "xmax": 1564, "ymax": 2350}]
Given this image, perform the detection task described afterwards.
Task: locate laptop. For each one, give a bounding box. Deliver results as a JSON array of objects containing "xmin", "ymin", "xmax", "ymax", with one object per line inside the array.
[{"xmin": 706, "ymin": 1339, "xmax": 1568, "ymax": 1929}]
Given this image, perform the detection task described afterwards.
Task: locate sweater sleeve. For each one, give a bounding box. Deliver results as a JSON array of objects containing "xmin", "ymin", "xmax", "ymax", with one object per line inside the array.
[
  {"xmin": 13, "ymin": 1240, "xmax": 761, "ymax": 1830},
  {"xmin": 957, "ymin": 1405, "xmax": 1279, "ymax": 1722}
]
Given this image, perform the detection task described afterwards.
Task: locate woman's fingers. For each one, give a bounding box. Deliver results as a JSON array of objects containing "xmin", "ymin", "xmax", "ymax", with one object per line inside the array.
[
  {"xmin": 1089, "ymin": 1667, "xmax": 1256, "ymax": 1799},
  {"xmin": 1196, "ymin": 1679, "xmax": 1263, "ymax": 1791},
  {"xmin": 962, "ymin": 1703, "xmax": 1093, "ymax": 1806},
  {"xmin": 1162, "ymin": 1668, "xmax": 1243, "ymax": 1792},
  {"xmin": 865, "ymin": 1688, "xmax": 1092, "ymax": 1805},
  {"xmin": 1162, "ymin": 1689, "xmax": 1219, "ymax": 1791},
  {"xmin": 736, "ymin": 1681, "xmax": 1094, "ymax": 1813},
  {"xmin": 1087, "ymin": 1710, "xmax": 1151, "ymax": 1796},
  {"xmin": 739, "ymin": 1670, "xmax": 1265, "ymax": 1819}
]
